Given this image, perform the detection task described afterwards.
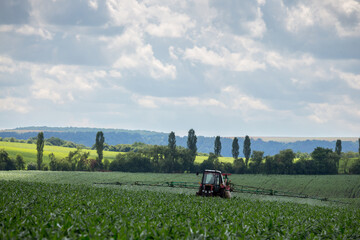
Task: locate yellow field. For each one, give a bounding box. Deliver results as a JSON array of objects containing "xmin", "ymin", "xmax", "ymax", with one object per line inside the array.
[{"xmin": 0, "ymin": 141, "xmax": 119, "ymax": 165}]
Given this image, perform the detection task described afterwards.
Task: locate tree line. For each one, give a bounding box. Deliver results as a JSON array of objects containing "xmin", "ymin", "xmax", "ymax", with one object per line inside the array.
[{"xmin": 1, "ymin": 131, "xmax": 360, "ymax": 174}]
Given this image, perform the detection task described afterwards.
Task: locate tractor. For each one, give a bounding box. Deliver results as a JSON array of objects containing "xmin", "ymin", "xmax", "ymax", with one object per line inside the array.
[{"xmin": 196, "ymin": 170, "xmax": 232, "ymax": 198}]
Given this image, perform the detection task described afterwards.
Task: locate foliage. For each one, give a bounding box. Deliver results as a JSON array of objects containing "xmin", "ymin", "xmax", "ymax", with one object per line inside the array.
[
  {"xmin": 15, "ymin": 154, "xmax": 25, "ymax": 170},
  {"xmin": 0, "ymin": 149, "xmax": 16, "ymax": 170},
  {"xmin": 36, "ymin": 132, "xmax": 44, "ymax": 170},
  {"xmin": 243, "ymin": 135, "xmax": 251, "ymax": 167},
  {"xmin": 27, "ymin": 163, "xmax": 37, "ymax": 170},
  {"xmin": 311, "ymin": 147, "xmax": 339, "ymax": 174},
  {"xmin": 233, "ymin": 158, "xmax": 246, "ymax": 174},
  {"xmin": 95, "ymin": 131, "xmax": 105, "ymax": 168},
  {"xmin": 187, "ymin": 129, "xmax": 197, "ymax": 156},
  {"xmin": 214, "ymin": 136, "xmax": 221, "ymax": 157},
  {"xmin": 249, "ymin": 151, "xmax": 264, "ymax": 174},
  {"xmin": 349, "ymin": 159, "xmax": 360, "ymax": 174},
  {"xmin": 232, "ymin": 137, "xmax": 239, "ymax": 159},
  {"xmin": 335, "ymin": 139, "xmax": 342, "ymax": 156}
]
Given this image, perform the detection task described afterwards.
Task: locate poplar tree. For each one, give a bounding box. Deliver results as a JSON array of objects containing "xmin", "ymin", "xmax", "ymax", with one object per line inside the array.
[
  {"xmin": 243, "ymin": 135, "xmax": 251, "ymax": 167},
  {"xmin": 232, "ymin": 137, "xmax": 239, "ymax": 159},
  {"xmin": 335, "ymin": 139, "xmax": 342, "ymax": 156},
  {"xmin": 187, "ymin": 129, "xmax": 197, "ymax": 156},
  {"xmin": 95, "ymin": 131, "xmax": 105, "ymax": 167},
  {"xmin": 214, "ymin": 136, "xmax": 221, "ymax": 156},
  {"xmin": 168, "ymin": 131, "xmax": 176, "ymax": 153},
  {"xmin": 36, "ymin": 132, "xmax": 44, "ymax": 170}
]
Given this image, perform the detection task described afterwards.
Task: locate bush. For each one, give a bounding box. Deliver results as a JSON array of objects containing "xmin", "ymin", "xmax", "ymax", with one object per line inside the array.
[
  {"xmin": 349, "ymin": 159, "xmax": 360, "ymax": 174},
  {"xmin": 15, "ymin": 154, "xmax": 25, "ymax": 170},
  {"xmin": 27, "ymin": 163, "xmax": 37, "ymax": 170},
  {"xmin": 104, "ymin": 159, "xmax": 110, "ymax": 171},
  {"xmin": 0, "ymin": 149, "xmax": 16, "ymax": 170}
]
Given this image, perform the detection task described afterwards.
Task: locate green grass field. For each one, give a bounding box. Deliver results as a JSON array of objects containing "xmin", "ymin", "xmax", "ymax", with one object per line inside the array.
[
  {"xmin": 0, "ymin": 141, "xmax": 119, "ymax": 165},
  {"xmin": 1, "ymin": 171, "xmax": 360, "ymax": 239},
  {"xmin": 0, "ymin": 141, "xmax": 232, "ymax": 165}
]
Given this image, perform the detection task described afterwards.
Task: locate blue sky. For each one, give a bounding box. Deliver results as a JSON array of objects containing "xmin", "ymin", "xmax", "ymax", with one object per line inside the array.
[{"xmin": 0, "ymin": 0, "xmax": 359, "ymax": 137}]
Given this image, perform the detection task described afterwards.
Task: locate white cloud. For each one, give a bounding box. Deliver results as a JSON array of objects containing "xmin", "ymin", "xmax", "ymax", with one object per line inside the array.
[
  {"xmin": 307, "ymin": 96, "xmax": 360, "ymax": 126},
  {"xmin": 0, "ymin": 24, "xmax": 53, "ymax": 40},
  {"xmin": 183, "ymin": 46, "xmax": 265, "ymax": 72},
  {"xmin": 0, "ymin": 97, "xmax": 30, "ymax": 113},
  {"xmin": 335, "ymin": 69, "xmax": 360, "ymax": 90},
  {"xmin": 132, "ymin": 94, "xmax": 226, "ymax": 109},
  {"xmin": 88, "ymin": 0, "xmax": 98, "ymax": 10},
  {"xmin": 243, "ymin": 7, "xmax": 267, "ymax": 38},
  {"xmin": 111, "ymin": 42, "xmax": 176, "ymax": 79},
  {"xmin": 265, "ymin": 51, "xmax": 315, "ymax": 70},
  {"xmin": 106, "ymin": 0, "xmax": 194, "ymax": 38},
  {"xmin": 221, "ymin": 86, "xmax": 270, "ymax": 111},
  {"xmin": 168, "ymin": 46, "xmax": 178, "ymax": 60},
  {"xmin": 285, "ymin": 0, "xmax": 360, "ymax": 37},
  {"xmin": 0, "ymin": 55, "xmax": 16, "ymax": 73}
]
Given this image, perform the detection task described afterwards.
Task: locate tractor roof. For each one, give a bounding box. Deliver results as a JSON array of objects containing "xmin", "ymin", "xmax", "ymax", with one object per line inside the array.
[{"xmin": 204, "ymin": 169, "xmax": 222, "ymax": 174}]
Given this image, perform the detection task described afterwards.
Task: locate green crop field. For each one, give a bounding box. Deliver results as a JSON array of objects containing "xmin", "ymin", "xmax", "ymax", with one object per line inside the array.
[{"xmin": 1, "ymin": 171, "xmax": 360, "ymax": 239}]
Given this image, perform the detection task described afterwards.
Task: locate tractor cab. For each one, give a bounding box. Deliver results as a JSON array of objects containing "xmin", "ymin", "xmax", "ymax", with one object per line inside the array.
[{"xmin": 196, "ymin": 170, "xmax": 231, "ymax": 198}]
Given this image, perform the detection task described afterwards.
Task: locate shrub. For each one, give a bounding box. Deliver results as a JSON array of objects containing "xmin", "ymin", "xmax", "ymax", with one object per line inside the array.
[
  {"xmin": 27, "ymin": 163, "xmax": 37, "ymax": 170},
  {"xmin": 349, "ymin": 159, "xmax": 360, "ymax": 174},
  {"xmin": 0, "ymin": 149, "xmax": 16, "ymax": 170},
  {"xmin": 15, "ymin": 154, "xmax": 25, "ymax": 170}
]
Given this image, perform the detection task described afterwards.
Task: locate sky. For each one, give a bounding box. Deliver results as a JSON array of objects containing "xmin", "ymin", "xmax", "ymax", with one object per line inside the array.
[{"xmin": 0, "ymin": 0, "xmax": 360, "ymax": 137}]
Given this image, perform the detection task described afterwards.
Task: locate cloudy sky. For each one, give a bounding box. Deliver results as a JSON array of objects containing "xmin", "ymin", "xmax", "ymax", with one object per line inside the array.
[{"xmin": 0, "ymin": 0, "xmax": 359, "ymax": 137}]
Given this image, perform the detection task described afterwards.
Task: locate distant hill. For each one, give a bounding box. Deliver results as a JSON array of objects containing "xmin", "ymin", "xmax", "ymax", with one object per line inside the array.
[{"xmin": 0, "ymin": 127, "xmax": 358, "ymax": 157}]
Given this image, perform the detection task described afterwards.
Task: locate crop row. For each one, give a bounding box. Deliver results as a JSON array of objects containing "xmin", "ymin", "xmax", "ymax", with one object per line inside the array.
[{"xmin": 1, "ymin": 180, "xmax": 359, "ymax": 239}]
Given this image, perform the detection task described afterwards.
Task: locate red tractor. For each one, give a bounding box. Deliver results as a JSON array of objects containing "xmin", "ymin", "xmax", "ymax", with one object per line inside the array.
[{"xmin": 196, "ymin": 170, "xmax": 232, "ymax": 198}]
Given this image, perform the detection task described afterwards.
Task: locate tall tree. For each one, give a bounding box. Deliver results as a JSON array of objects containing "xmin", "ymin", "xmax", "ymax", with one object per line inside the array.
[
  {"xmin": 250, "ymin": 151, "xmax": 264, "ymax": 174},
  {"xmin": 168, "ymin": 131, "xmax": 176, "ymax": 171},
  {"xmin": 214, "ymin": 136, "xmax": 222, "ymax": 156},
  {"xmin": 187, "ymin": 129, "xmax": 197, "ymax": 156},
  {"xmin": 358, "ymin": 138, "xmax": 360, "ymax": 156},
  {"xmin": 335, "ymin": 139, "xmax": 342, "ymax": 156},
  {"xmin": 168, "ymin": 131, "xmax": 176, "ymax": 153},
  {"xmin": 243, "ymin": 135, "xmax": 251, "ymax": 167},
  {"xmin": 36, "ymin": 132, "xmax": 44, "ymax": 170},
  {"xmin": 232, "ymin": 137, "xmax": 239, "ymax": 159},
  {"xmin": 95, "ymin": 131, "xmax": 105, "ymax": 167}
]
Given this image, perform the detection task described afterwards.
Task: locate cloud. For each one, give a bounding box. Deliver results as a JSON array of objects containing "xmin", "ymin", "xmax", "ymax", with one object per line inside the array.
[
  {"xmin": 306, "ymin": 95, "xmax": 360, "ymax": 128},
  {"xmin": 243, "ymin": 6, "xmax": 267, "ymax": 38},
  {"xmin": 112, "ymin": 43, "xmax": 176, "ymax": 79},
  {"xmin": 220, "ymin": 86, "xmax": 270, "ymax": 111},
  {"xmin": 285, "ymin": 0, "xmax": 360, "ymax": 37},
  {"xmin": 88, "ymin": 0, "xmax": 99, "ymax": 10},
  {"xmin": 0, "ymin": 24, "xmax": 53, "ymax": 40},
  {"xmin": 335, "ymin": 69, "xmax": 360, "ymax": 90},
  {"xmin": 132, "ymin": 94, "xmax": 226, "ymax": 109},
  {"xmin": 183, "ymin": 46, "xmax": 265, "ymax": 72},
  {"xmin": 0, "ymin": 55, "xmax": 16, "ymax": 73},
  {"xmin": 106, "ymin": 0, "xmax": 194, "ymax": 38},
  {"xmin": 0, "ymin": 97, "xmax": 30, "ymax": 113},
  {"xmin": 0, "ymin": 55, "xmax": 114, "ymax": 105},
  {"xmin": 265, "ymin": 51, "xmax": 315, "ymax": 70}
]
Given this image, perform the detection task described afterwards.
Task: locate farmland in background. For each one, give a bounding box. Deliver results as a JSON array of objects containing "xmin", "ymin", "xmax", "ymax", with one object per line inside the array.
[
  {"xmin": 1, "ymin": 141, "xmax": 357, "ymax": 172},
  {"xmin": 0, "ymin": 171, "xmax": 359, "ymax": 239},
  {"xmin": 1, "ymin": 126, "xmax": 359, "ymax": 157},
  {"xmin": 0, "ymin": 141, "xmax": 119, "ymax": 165},
  {"xmin": 0, "ymin": 141, "xmax": 232, "ymax": 165}
]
